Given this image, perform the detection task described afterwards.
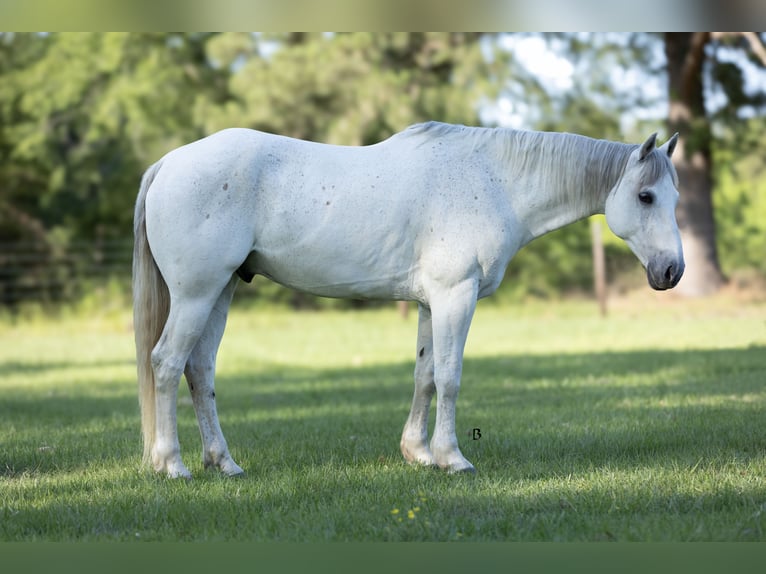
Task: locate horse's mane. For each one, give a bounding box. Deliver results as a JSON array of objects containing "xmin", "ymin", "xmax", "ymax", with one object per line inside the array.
[{"xmin": 402, "ymin": 122, "xmax": 677, "ymax": 201}]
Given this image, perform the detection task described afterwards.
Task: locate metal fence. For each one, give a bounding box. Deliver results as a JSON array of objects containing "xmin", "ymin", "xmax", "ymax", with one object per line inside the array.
[
  {"xmin": 0, "ymin": 239, "xmax": 277, "ymax": 309},
  {"xmin": 0, "ymin": 240, "xmax": 134, "ymax": 306}
]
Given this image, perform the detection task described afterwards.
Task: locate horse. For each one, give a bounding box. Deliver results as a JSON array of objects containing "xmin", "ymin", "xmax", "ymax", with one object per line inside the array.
[{"xmin": 133, "ymin": 122, "xmax": 683, "ymax": 478}]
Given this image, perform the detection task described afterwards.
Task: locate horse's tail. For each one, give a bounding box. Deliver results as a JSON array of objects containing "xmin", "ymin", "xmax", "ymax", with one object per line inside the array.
[{"xmin": 133, "ymin": 159, "xmax": 169, "ymax": 467}]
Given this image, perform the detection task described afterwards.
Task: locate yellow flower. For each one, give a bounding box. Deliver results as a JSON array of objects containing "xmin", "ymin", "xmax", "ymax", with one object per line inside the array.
[
  {"xmin": 390, "ymin": 508, "xmax": 399, "ymax": 515},
  {"xmin": 413, "ymin": 506, "xmax": 420, "ymax": 513},
  {"xmin": 407, "ymin": 509, "xmax": 415, "ymax": 519}
]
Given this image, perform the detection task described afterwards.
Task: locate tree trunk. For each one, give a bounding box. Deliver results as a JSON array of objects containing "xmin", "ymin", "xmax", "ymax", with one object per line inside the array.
[{"xmin": 664, "ymin": 32, "xmax": 726, "ymax": 296}]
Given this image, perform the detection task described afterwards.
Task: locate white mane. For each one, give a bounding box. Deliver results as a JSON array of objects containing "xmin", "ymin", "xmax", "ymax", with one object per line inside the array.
[{"xmin": 402, "ymin": 121, "xmax": 676, "ymax": 205}]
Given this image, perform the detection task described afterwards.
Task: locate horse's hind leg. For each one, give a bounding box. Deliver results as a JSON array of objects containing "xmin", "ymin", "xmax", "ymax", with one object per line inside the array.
[
  {"xmin": 184, "ymin": 276, "xmax": 244, "ymax": 476},
  {"xmin": 151, "ymin": 284, "xmax": 229, "ymax": 478}
]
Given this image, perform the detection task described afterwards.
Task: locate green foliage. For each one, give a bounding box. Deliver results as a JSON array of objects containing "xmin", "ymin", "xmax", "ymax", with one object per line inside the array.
[
  {"xmin": 199, "ymin": 32, "xmax": 503, "ymax": 144},
  {"xmin": 1, "ymin": 34, "xmax": 213, "ymax": 241},
  {"xmin": 505, "ymin": 221, "xmax": 594, "ymax": 298},
  {"xmin": 0, "ymin": 33, "xmax": 226, "ymax": 304},
  {"xmin": 0, "ymin": 32, "xmax": 764, "ymax": 307},
  {"xmin": 713, "ymin": 116, "xmax": 766, "ymax": 276}
]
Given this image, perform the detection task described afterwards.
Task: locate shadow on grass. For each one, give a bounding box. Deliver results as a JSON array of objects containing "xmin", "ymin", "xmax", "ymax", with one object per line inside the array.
[
  {"xmin": 0, "ymin": 358, "xmax": 135, "ymax": 378},
  {"xmin": 2, "ymin": 346, "xmax": 765, "ymax": 478},
  {"xmin": 216, "ymin": 346, "xmax": 766, "ymax": 475}
]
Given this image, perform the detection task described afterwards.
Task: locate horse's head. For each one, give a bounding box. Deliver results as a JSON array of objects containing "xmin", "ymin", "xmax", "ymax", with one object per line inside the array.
[{"xmin": 605, "ymin": 133, "xmax": 684, "ymax": 291}]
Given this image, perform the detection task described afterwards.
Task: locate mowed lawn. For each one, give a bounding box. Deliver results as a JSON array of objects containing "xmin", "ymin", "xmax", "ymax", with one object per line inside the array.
[{"xmin": 1, "ymin": 293, "xmax": 765, "ymax": 541}]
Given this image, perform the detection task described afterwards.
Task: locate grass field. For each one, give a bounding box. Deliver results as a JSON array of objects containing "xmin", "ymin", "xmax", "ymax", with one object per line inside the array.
[{"xmin": 1, "ymin": 292, "xmax": 765, "ymax": 541}]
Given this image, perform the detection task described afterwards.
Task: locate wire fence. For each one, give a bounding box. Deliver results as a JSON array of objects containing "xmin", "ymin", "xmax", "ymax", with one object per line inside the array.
[
  {"xmin": 0, "ymin": 240, "xmax": 134, "ymax": 307},
  {"xmin": 0, "ymin": 239, "xmax": 294, "ymax": 310}
]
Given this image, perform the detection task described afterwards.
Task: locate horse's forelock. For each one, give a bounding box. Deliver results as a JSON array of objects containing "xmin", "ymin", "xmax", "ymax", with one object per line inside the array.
[{"xmin": 640, "ymin": 149, "xmax": 678, "ymax": 188}]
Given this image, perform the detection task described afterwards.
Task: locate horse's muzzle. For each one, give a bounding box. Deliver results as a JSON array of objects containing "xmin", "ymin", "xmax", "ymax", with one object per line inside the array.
[{"xmin": 647, "ymin": 255, "xmax": 685, "ymax": 291}]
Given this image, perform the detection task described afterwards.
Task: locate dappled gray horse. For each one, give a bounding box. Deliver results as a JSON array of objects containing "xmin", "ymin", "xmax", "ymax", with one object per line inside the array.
[{"xmin": 133, "ymin": 122, "xmax": 683, "ymax": 478}]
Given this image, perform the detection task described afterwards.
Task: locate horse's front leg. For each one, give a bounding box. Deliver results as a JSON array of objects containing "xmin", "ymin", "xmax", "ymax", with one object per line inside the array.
[
  {"xmin": 400, "ymin": 304, "xmax": 436, "ymax": 467},
  {"xmin": 428, "ymin": 279, "xmax": 478, "ymax": 474}
]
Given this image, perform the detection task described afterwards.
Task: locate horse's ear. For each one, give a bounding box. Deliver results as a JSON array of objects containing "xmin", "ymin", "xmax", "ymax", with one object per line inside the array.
[
  {"xmin": 660, "ymin": 132, "xmax": 679, "ymax": 158},
  {"xmin": 639, "ymin": 133, "xmax": 658, "ymax": 161}
]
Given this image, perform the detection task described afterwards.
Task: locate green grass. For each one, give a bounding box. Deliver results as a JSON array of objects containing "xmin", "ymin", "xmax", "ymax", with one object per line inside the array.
[{"xmin": 1, "ymin": 294, "xmax": 766, "ymax": 541}]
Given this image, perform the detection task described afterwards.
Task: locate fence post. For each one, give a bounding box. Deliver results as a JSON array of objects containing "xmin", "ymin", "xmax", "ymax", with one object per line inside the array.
[{"xmin": 591, "ymin": 218, "xmax": 607, "ymax": 317}]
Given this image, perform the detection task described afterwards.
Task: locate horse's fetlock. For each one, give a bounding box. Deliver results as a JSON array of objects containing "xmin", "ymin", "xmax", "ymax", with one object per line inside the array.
[{"xmin": 152, "ymin": 443, "xmax": 184, "ymax": 474}]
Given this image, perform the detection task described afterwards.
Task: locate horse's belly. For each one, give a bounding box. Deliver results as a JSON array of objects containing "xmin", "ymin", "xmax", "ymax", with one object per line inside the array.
[{"xmin": 246, "ymin": 240, "xmax": 417, "ymax": 300}]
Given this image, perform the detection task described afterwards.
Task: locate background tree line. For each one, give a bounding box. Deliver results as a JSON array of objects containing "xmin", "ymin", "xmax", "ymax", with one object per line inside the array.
[{"xmin": 1, "ymin": 32, "xmax": 764, "ymax": 308}]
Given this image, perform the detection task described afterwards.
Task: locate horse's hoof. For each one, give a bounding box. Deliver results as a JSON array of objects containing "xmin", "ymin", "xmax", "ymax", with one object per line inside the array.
[
  {"xmin": 223, "ymin": 468, "xmax": 245, "ymax": 478},
  {"xmin": 433, "ymin": 449, "xmax": 476, "ymax": 474},
  {"xmin": 440, "ymin": 459, "xmax": 476, "ymax": 474},
  {"xmin": 159, "ymin": 460, "xmax": 192, "ymax": 480},
  {"xmin": 406, "ymin": 460, "xmax": 438, "ymax": 470},
  {"xmin": 449, "ymin": 464, "xmax": 477, "ymax": 475},
  {"xmin": 220, "ymin": 459, "xmax": 245, "ymax": 477},
  {"xmin": 402, "ymin": 451, "xmax": 437, "ymax": 468},
  {"xmin": 167, "ymin": 468, "xmax": 193, "ymax": 480}
]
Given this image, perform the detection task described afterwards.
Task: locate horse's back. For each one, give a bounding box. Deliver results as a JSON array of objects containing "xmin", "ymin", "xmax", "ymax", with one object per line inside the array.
[{"xmin": 146, "ymin": 128, "xmax": 430, "ymax": 300}]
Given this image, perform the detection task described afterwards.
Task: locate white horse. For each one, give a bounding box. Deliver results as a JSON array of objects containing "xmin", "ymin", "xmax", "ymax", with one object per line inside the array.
[{"xmin": 133, "ymin": 122, "xmax": 683, "ymax": 478}]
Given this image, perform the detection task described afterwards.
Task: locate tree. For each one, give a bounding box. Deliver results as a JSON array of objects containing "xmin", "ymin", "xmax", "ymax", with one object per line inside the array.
[
  {"xmin": 664, "ymin": 33, "xmax": 724, "ymax": 296},
  {"xmin": 665, "ymin": 32, "xmax": 766, "ymax": 296},
  {"xmin": 2, "ymin": 33, "xmax": 763, "ymax": 307},
  {"xmin": 199, "ymin": 33, "xmax": 505, "ymax": 146},
  {"xmin": 0, "ymin": 33, "xmax": 226, "ymax": 304}
]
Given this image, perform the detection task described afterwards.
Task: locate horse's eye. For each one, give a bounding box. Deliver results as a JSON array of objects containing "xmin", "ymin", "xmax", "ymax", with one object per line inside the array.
[{"xmin": 638, "ymin": 191, "xmax": 654, "ymax": 205}]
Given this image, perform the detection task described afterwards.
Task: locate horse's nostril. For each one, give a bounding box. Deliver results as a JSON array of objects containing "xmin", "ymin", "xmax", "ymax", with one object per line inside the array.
[{"xmin": 665, "ymin": 265, "xmax": 674, "ymax": 281}]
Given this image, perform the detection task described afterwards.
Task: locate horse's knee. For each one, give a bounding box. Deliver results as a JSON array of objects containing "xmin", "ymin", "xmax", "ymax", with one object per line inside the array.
[{"xmin": 414, "ymin": 375, "xmax": 435, "ymax": 399}]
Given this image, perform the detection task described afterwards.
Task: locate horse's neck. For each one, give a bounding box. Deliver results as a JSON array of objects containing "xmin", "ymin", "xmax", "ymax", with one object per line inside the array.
[{"xmin": 495, "ymin": 131, "xmax": 634, "ymax": 242}]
